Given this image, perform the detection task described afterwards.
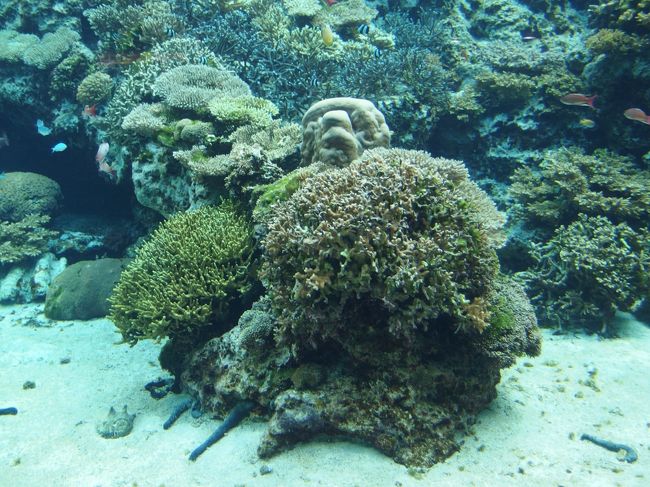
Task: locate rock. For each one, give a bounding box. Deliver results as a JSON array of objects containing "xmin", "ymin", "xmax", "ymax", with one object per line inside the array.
[
  {"xmin": 44, "ymin": 258, "xmax": 130, "ymax": 320},
  {"xmin": 0, "ymin": 253, "xmax": 67, "ymax": 303}
]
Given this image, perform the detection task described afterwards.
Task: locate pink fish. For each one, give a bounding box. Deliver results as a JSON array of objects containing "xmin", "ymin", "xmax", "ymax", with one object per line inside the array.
[
  {"xmin": 95, "ymin": 142, "xmax": 109, "ymax": 163},
  {"xmin": 623, "ymin": 108, "xmax": 650, "ymax": 125},
  {"xmin": 98, "ymin": 160, "xmax": 116, "ymax": 179},
  {"xmin": 560, "ymin": 93, "xmax": 597, "ymax": 109}
]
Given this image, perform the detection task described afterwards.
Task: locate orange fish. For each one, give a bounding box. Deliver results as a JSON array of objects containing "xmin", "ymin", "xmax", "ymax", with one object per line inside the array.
[
  {"xmin": 623, "ymin": 108, "xmax": 650, "ymax": 125},
  {"xmin": 83, "ymin": 104, "xmax": 97, "ymax": 117},
  {"xmin": 560, "ymin": 93, "xmax": 597, "ymax": 109}
]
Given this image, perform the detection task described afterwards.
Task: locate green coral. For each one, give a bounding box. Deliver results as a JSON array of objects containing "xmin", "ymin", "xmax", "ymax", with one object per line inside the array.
[
  {"xmin": 261, "ymin": 148, "xmax": 505, "ymax": 354},
  {"xmin": 76, "ymin": 72, "xmax": 113, "ymax": 106},
  {"xmin": 0, "ymin": 215, "xmax": 58, "ymax": 265},
  {"xmin": 510, "ymin": 147, "xmax": 650, "ymax": 228},
  {"xmin": 49, "ymin": 49, "xmax": 94, "ymax": 101},
  {"xmin": 520, "ymin": 214, "xmax": 650, "ymax": 330},
  {"xmin": 108, "ymin": 203, "xmax": 254, "ymax": 344},
  {"xmin": 251, "ymin": 165, "xmax": 317, "ymax": 223}
]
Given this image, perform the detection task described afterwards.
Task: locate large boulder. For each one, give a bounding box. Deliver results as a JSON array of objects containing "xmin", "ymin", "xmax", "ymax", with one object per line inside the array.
[{"xmin": 44, "ymin": 258, "xmax": 130, "ymax": 320}]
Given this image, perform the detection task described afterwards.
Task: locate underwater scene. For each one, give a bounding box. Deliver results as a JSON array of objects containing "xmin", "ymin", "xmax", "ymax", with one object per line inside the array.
[{"xmin": 0, "ymin": 0, "xmax": 649, "ymax": 485}]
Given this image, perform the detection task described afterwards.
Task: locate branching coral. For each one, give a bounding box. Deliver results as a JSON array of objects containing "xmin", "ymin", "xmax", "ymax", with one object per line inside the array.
[
  {"xmin": 262, "ymin": 147, "xmax": 505, "ymax": 355},
  {"xmin": 84, "ymin": 0, "xmax": 185, "ymax": 54},
  {"xmin": 108, "ymin": 203, "xmax": 254, "ymax": 344},
  {"xmin": 520, "ymin": 214, "xmax": 650, "ymax": 330},
  {"xmin": 510, "ymin": 147, "xmax": 650, "ymax": 228},
  {"xmin": 0, "ymin": 215, "xmax": 58, "ymax": 265}
]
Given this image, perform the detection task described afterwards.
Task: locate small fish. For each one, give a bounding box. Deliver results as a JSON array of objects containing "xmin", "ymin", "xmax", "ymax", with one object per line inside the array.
[
  {"xmin": 51, "ymin": 142, "xmax": 67, "ymax": 153},
  {"xmin": 309, "ymin": 73, "xmax": 321, "ymax": 87},
  {"xmin": 198, "ymin": 55, "xmax": 208, "ymax": 65},
  {"xmin": 166, "ymin": 26, "xmax": 175, "ymax": 37},
  {"xmin": 373, "ymin": 47, "xmax": 382, "ymax": 58},
  {"xmin": 357, "ymin": 24, "xmax": 370, "ymax": 35},
  {"xmin": 560, "ymin": 93, "xmax": 597, "ymax": 109},
  {"xmin": 82, "ymin": 104, "xmax": 97, "ymax": 117},
  {"xmin": 623, "ymin": 108, "xmax": 650, "ymax": 125},
  {"xmin": 578, "ymin": 118, "xmax": 596, "ymax": 129},
  {"xmin": 96, "ymin": 142, "xmax": 110, "ymax": 163},
  {"xmin": 325, "ymin": 0, "xmax": 337, "ymax": 5},
  {"xmin": 0, "ymin": 131, "xmax": 9, "ymax": 148},
  {"xmin": 321, "ymin": 24, "xmax": 334, "ymax": 46},
  {"xmin": 98, "ymin": 160, "xmax": 116, "ymax": 179},
  {"xmin": 521, "ymin": 35, "xmax": 538, "ymax": 41},
  {"xmin": 36, "ymin": 119, "xmax": 52, "ymax": 136}
]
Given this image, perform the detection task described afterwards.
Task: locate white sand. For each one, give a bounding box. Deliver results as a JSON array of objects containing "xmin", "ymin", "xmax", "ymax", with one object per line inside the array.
[{"xmin": 0, "ymin": 304, "xmax": 648, "ymax": 487}]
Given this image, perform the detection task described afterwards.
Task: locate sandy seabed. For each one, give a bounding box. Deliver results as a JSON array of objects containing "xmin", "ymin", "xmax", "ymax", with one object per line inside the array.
[{"xmin": 0, "ymin": 304, "xmax": 648, "ymax": 487}]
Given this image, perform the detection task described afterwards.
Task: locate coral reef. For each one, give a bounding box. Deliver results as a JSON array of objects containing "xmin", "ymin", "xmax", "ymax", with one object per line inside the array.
[{"xmin": 108, "ymin": 203, "xmax": 254, "ymax": 345}]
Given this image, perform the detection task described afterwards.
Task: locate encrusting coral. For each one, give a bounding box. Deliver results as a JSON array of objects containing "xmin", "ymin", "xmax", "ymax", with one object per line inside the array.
[{"xmin": 108, "ymin": 203, "xmax": 254, "ymax": 345}]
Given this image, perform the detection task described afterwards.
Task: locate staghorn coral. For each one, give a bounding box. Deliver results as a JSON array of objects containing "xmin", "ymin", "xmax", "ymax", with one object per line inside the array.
[
  {"xmin": 519, "ymin": 214, "xmax": 650, "ymax": 331},
  {"xmin": 76, "ymin": 72, "xmax": 113, "ymax": 106},
  {"xmin": 301, "ymin": 97, "xmax": 390, "ymax": 167},
  {"xmin": 0, "ymin": 215, "xmax": 59, "ymax": 266},
  {"xmin": 510, "ymin": 147, "xmax": 650, "ymax": 229},
  {"xmin": 108, "ymin": 203, "xmax": 254, "ymax": 345},
  {"xmin": 261, "ymin": 147, "xmax": 505, "ymax": 355},
  {"xmin": 153, "ymin": 64, "xmax": 251, "ymax": 111}
]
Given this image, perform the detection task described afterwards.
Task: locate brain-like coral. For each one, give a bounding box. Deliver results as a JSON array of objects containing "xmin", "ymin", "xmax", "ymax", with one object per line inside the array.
[
  {"xmin": 21, "ymin": 27, "xmax": 80, "ymax": 69},
  {"xmin": 301, "ymin": 97, "xmax": 391, "ymax": 167},
  {"xmin": 0, "ymin": 172, "xmax": 63, "ymax": 222},
  {"xmin": 108, "ymin": 203, "xmax": 254, "ymax": 345},
  {"xmin": 262, "ymin": 147, "xmax": 505, "ymax": 355}
]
